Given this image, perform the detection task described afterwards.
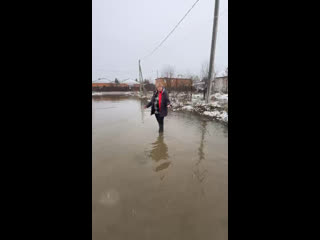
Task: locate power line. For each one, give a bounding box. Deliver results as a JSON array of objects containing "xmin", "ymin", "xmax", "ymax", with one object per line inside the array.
[
  {"xmin": 167, "ymin": 7, "xmax": 228, "ymax": 51},
  {"xmin": 142, "ymin": 0, "xmax": 201, "ymax": 60}
]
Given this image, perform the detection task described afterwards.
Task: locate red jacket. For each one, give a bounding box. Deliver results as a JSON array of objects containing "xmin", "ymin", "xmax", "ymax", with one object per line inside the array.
[
  {"xmin": 145, "ymin": 88, "xmax": 171, "ymax": 117},
  {"xmin": 158, "ymin": 91, "xmax": 163, "ymax": 111}
]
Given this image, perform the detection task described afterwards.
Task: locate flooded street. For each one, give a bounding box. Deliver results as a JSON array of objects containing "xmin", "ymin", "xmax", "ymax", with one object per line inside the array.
[{"xmin": 92, "ymin": 94, "xmax": 228, "ymax": 240}]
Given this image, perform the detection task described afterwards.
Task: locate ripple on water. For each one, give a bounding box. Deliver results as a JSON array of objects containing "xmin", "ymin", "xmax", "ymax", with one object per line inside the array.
[{"xmin": 99, "ymin": 189, "xmax": 120, "ymax": 206}]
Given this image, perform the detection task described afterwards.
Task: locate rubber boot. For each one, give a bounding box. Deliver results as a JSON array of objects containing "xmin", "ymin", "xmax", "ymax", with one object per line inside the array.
[{"xmin": 159, "ymin": 124, "xmax": 164, "ymax": 133}]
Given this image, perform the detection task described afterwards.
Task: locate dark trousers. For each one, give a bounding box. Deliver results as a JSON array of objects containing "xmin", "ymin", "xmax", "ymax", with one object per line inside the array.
[{"xmin": 155, "ymin": 114, "xmax": 164, "ymax": 132}]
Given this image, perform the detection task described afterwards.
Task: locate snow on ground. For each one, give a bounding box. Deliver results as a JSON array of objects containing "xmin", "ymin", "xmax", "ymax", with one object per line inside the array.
[
  {"xmin": 170, "ymin": 91, "xmax": 228, "ymax": 124},
  {"xmin": 219, "ymin": 111, "xmax": 228, "ymax": 122},
  {"xmin": 92, "ymin": 91, "xmax": 132, "ymax": 96},
  {"xmin": 210, "ymin": 102, "xmax": 221, "ymax": 108},
  {"xmin": 92, "ymin": 90, "xmax": 228, "ymax": 123},
  {"xmin": 182, "ymin": 105, "xmax": 194, "ymax": 111},
  {"xmin": 203, "ymin": 110, "xmax": 228, "ymax": 123},
  {"xmin": 203, "ymin": 111, "xmax": 220, "ymax": 117},
  {"xmin": 192, "ymin": 94, "xmax": 203, "ymax": 100},
  {"xmin": 211, "ymin": 92, "xmax": 228, "ymax": 100}
]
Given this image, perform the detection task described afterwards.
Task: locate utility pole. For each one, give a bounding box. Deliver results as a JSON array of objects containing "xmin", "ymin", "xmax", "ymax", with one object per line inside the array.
[
  {"xmin": 206, "ymin": 0, "xmax": 220, "ymax": 103},
  {"xmin": 138, "ymin": 59, "xmax": 146, "ymax": 95},
  {"xmin": 139, "ymin": 60, "xmax": 142, "ymax": 94}
]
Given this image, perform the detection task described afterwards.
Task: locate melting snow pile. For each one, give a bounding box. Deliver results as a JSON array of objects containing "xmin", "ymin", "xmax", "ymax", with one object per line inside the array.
[
  {"xmin": 212, "ymin": 93, "xmax": 228, "ymax": 100},
  {"xmin": 170, "ymin": 91, "xmax": 228, "ymax": 123},
  {"xmin": 130, "ymin": 90, "xmax": 228, "ymax": 123},
  {"xmin": 181, "ymin": 105, "xmax": 194, "ymax": 111},
  {"xmin": 203, "ymin": 111, "xmax": 220, "ymax": 117},
  {"xmin": 203, "ymin": 110, "xmax": 228, "ymax": 122},
  {"xmin": 92, "ymin": 91, "xmax": 132, "ymax": 96}
]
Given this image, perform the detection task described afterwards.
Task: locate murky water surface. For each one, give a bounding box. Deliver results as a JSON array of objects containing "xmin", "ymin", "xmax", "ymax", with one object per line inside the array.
[{"xmin": 92, "ymin": 94, "xmax": 228, "ymax": 240}]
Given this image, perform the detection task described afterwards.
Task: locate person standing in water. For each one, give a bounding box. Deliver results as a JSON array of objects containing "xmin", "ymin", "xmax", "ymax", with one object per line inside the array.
[{"xmin": 144, "ymin": 82, "xmax": 171, "ymax": 132}]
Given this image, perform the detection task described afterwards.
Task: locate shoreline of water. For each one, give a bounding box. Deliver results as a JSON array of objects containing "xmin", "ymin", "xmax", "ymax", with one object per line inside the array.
[
  {"xmin": 92, "ymin": 95, "xmax": 228, "ymax": 240},
  {"xmin": 92, "ymin": 91, "xmax": 228, "ymax": 125}
]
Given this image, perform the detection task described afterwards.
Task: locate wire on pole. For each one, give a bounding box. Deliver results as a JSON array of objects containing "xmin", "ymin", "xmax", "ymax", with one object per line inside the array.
[{"xmin": 141, "ymin": 0, "xmax": 201, "ymax": 61}]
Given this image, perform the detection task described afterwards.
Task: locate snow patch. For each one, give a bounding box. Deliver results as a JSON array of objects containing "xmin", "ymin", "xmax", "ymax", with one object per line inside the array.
[
  {"xmin": 203, "ymin": 111, "xmax": 220, "ymax": 117},
  {"xmin": 202, "ymin": 110, "xmax": 228, "ymax": 123},
  {"xmin": 209, "ymin": 102, "xmax": 221, "ymax": 108},
  {"xmin": 182, "ymin": 105, "xmax": 194, "ymax": 111},
  {"xmin": 212, "ymin": 93, "xmax": 228, "ymax": 100},
  {"xmin": 219, "ymin": 111, "xmax": 228, "ymax": 122}
]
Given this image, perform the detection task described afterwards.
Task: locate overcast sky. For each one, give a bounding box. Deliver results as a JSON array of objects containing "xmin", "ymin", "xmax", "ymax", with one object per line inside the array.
[{"xmin": 92, "ymin": 0, "xmax": 228, "ymax": 83}]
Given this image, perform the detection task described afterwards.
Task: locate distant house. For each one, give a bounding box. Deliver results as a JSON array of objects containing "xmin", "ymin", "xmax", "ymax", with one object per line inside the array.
[
  {"xmin": 92, "ymin": 83, "xmax": 113, "ymax": 88},
  {"xmin": 213, "ymin": 76, "xmax": 228, "ymax": 93},
  {"xmin": 193, "ymin": 80, "xmax": 205, "ymax": 91},
  {"xmin": 192, "ymin": 75, "xmax": 228, "ymax": 94},
  {"xmin": 124, "ymin": 79, "xmax": 139, "ymax": 86},
  {"xmin": 92, "ymin": 82, "xmax": 129, "ymax": 87},
  {"xmin": 132, "ymin": 84, "xmax": 140, "ymax": 91},
  {"xmin": 92, "ymin": 80, "xmax": 156, "ymax": 92},
  {"xmin": 155, "ymin": 77, "xmax": 193, "ymax": 91},
  {"xmin": 92, "ymin": 82, "xmax": 130, "ymax": 91}
]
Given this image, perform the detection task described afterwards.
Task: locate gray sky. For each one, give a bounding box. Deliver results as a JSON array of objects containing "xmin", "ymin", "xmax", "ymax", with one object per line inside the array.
[{"xmin": 92, "ymin": 0, "xmax": 228, "ymax": 83}]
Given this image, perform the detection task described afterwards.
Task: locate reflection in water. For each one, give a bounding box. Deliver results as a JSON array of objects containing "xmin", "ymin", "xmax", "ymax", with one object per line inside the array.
[
  {"xmin": 92, "ymin": 95, "xmax": 131, "ymax": 101},
  {"xmin": 93, "ymin": 96, "xmax": 228, "ymax": 239},
  {"xmin": 99, "ymin": 189, "xmax": 120, "ymax": 206},
  {"xmin": 196, "ymin": 120, "xmax": 207, "ymax": 165},
  {"xmin": 149, "ymin": 133, "xmax": 171, "ymax": 177},
  {"xmin": 155, "ymin": 161, "xmax": 171, "ymax": 172},
  {"xmin": 193, "ymin": 120, "xmax": 208, "ymax": 184},
  {"xmin": 149, "ymin": 133, "xmax": 169, "ymax": 162},
  {"xmin": 140, "ymin": 99, "xmax": 145, "ymax": 123},
  {"xmin": 222, "ymin": 125, "xmax": 228, "ymax": 138}
]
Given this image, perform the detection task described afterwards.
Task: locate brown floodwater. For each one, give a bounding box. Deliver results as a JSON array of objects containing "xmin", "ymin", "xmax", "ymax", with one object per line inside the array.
[{"xmin": 92, "ymin": 94, "xmax": 228, "ymax": 240}]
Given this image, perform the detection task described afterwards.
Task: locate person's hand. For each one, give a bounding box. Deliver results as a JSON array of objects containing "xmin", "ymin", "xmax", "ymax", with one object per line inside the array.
[
  {"xmin": 167, "ymin": 104, "xmax": 171, "ymax": 108},
  {"xmin": 144, "ymin": 106, "xmax": 147, "ymax": 109}
]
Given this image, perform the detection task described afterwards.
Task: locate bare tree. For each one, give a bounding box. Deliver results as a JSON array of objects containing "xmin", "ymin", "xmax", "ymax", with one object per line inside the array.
[
  {"xmin": 200, "ymin": 61, "xmax": 210, "ymax": 81},
  {"xmin": 161, "ymin": 65, "xmax": 175, "ymax": 92},
  {"xmin": 186, "ymin": 74, "xmax": 199, "ymax": 99},
  {"xmin": 200, "ymin": 62, "xmax": 210, "ymax": 100},
  {"xmin": 224, "ymin": 67, "xmax": 228, "ymax": 76},
  {"xmin": 224, "ymin": 67, "xmax": 228, "ymax": 93},
  {"xmin": 185, "ymin": 73, "xmax": 198, "ymax": 85},
  {"xmin": 200, "ymin": 61, "xmax": 218, "ymax": 100},
  {"xmin": 161, "ymin": 65, "xmax": 175, "ymax": 78}
]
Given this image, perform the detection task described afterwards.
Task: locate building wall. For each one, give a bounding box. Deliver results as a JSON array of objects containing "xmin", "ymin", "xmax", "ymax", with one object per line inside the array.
[
  {"xmin": 155, "ymin": 78, "xmax": 193, "ymax": 91},
  {"xmin": 92, "ymin": 83, "xmax": 129, "ymax": 88},
  {"xmin": 92, "ymin": 83, "xmax": 130, "ymax": 91},
  {"xmin": 213, "ymin": 77, "xmax": 228, "ymax": 93},
  {"xmin": 92, "ymin": 83, "xmax": 113, "ymax": 87},
  {"xmin": 130, "ymin": 83, "xmax": 155, "ymax": 91}
]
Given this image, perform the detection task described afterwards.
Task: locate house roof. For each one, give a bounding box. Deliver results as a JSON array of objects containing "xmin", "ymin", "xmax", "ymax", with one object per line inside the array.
[
  {"xmin": 216, "ymin": 70, "xmax": 228, "ymax": 78},
  {"xmin": 92, "ymin": 79, "xmax": 139, "ymax": 85},
  {"xmin": 124, "ymin": 79, "xmax": 139, "ymax": 85},
  {"xmin": 156, "ymin": 77, "xmax": 192, "ymax": 81}
]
